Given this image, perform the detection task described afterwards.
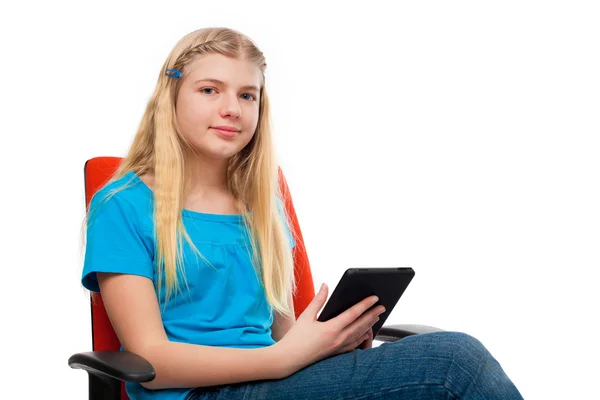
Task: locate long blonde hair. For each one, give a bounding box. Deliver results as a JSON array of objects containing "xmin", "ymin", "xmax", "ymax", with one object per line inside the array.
[{"xmin": 88, "ymin": 27, "xmax": 296, "ymax": 317}]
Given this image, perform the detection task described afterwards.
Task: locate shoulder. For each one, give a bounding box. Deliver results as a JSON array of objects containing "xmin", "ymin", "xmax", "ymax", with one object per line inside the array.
[
  {"xmin": 89, "ymin": 171, "xmax": 154, "ymax": 227},
  {"xmin": 92, "ymin": 171, "xmax": 149, "ymax": 205}
]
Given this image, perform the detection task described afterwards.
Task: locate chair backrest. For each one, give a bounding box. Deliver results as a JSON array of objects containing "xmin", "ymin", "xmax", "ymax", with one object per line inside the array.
[{"xmin": 84, "ymin": 157, "xmax": 315, "ymax": 400}]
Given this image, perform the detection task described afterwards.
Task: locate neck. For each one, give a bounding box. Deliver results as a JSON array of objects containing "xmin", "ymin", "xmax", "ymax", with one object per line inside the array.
[{"xmin": 185, "ymin": 153, "xmax": 230, "ymax": 194}]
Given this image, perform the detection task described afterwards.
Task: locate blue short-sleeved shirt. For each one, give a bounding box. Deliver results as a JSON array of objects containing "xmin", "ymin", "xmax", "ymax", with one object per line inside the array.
[{"xmin": 82, "ymin": 171, "xmax": 295, "ymax": 400}]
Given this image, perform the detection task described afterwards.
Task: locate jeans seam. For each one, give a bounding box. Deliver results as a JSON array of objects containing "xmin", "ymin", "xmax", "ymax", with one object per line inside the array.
[
  {"xmin": 454, "ymin": 345, "xmax": 489, "ymax": 398},
  {"xmin": 184, "ymin": 391, "xmax": 195, "ymax": 400},
  {"xmin": 438, "ymin": 334, "xmax": 471, "ymax": 399},
  {"xmin": 463, "ymin": 353, "xmax": 488, "ymax": 395},
  {"xmin": 241, "ymin": 384, "xmax": 250, "ymax": 400},
  {"xmin": 346, "ymin": 383, "xmax": 459, "ymax": 400}
]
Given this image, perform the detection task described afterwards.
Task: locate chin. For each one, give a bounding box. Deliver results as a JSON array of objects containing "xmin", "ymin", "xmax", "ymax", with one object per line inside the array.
[{"xmin": 194, "ymin": 146, "xmax": 242, "ymax": 161}]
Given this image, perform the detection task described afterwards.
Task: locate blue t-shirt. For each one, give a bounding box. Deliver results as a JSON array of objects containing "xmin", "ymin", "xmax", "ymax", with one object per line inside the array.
[{"xmin": 82, "ymin": 171, "xmax": 295, "ymax": 400}]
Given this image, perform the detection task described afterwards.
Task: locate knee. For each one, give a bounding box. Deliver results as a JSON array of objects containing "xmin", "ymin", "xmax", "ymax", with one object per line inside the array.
[
  {"xmin": 396, "ymin": 331, "xmax": 491, "ymax": 362},
  {"xmin": 444, "ymin": 331, "xmax": 487, "ymax": 351},
  {"xmin": 433, "ymin": 332, "xmax": 497, "ymax": 385},
  {"xmin": 429, "ymin": 332, "xmax": 522, "ymax": 398},
  {"xmin": 403, "ymin": 331, "xmax": 491, "ymax": 371},
  {"xmin": 436, "ymin": 331, "xmax": 490, "ymax": 361}
]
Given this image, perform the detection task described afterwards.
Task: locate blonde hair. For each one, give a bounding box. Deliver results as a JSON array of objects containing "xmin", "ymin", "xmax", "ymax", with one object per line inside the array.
[{"xmin": 87, "ymin": 27, "xmax": 296, "ymax": 317}]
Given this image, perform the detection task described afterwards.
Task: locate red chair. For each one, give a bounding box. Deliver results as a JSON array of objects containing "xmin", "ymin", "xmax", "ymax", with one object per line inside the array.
[{"xmin": 69, "ymin": 156, "xmax": 441, "ymax": 400}]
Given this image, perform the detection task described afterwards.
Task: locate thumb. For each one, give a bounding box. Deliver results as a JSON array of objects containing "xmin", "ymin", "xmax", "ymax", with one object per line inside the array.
[{"xmin": 302, "ymin": 283, "xmax": 328, "ymax": 319}]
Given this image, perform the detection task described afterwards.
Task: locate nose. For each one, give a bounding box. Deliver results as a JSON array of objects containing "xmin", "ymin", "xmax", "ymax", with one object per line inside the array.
[{"xmin": 219, "ymin": 92, "xmax": 242, "ymax": 119}]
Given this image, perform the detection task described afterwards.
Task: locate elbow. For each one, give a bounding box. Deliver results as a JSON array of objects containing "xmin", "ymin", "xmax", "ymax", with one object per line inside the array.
[
  {"xmin": 128, "ymin": 343, "xmax": 167, "ymax": 390},
  {"xmin": 138, "ymin": 359, "xmax": 166, "ymax": 390},
  {"xmin": 141, "ymin": 379, "xmax": 161, "ymax": 391},
  {"xmin": 139, "ymin": 363, "xmax": 180, "ymax": 391}
]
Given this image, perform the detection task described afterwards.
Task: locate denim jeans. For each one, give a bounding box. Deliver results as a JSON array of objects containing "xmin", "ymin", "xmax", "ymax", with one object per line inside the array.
[{"xmin": 187, "ymin": 331, "xmax": 523, "ymax": 399}]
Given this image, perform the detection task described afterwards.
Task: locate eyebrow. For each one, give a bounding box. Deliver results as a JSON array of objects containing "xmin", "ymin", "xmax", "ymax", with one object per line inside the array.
[{"xmin": 193, "ymin": 78, "xmax": 260, "ymax": 93}]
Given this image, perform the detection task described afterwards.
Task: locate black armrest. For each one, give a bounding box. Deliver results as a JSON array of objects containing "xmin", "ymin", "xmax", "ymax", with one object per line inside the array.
[
  {"xmin": 68, "ymin": 351, "xmax": 155, "ymax": 383},
  {"xmin": 375, "ymin": 324, "xmax": 444, "ymax": 342}
]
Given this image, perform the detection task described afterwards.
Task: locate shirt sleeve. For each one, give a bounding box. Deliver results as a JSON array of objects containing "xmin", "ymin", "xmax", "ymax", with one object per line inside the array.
[{"xmin": 82, "ymin": 191, "xmax": 155, "ymax": 292}]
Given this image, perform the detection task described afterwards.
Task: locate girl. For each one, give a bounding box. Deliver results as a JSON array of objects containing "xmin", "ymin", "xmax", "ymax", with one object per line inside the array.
[{"xmin": 82, "ymin": 27, "xmax": 523, "ymax": 399}]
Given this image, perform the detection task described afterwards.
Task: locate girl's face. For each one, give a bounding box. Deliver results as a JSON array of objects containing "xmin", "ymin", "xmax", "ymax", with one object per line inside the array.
[{"xmin": 175, "ymin": 53, "xmax": 261, "ymax": 160}]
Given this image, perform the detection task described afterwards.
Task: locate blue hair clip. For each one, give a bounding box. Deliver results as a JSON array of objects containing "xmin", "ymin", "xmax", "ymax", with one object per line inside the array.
[{"xmin": 165, "ymin": 68, "xmax": 182, "ymax": 78}]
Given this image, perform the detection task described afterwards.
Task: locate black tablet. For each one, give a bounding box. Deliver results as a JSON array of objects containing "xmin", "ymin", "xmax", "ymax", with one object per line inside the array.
[{"xmin": 316, "ymin": 267, "xmax": 415, "ymax": 337}]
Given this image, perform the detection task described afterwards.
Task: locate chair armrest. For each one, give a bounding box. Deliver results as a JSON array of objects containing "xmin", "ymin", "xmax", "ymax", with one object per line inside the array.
[
  {"xmin": 68, "ymin": 351, "xmax": 155, "ymax": 383},
  {"xmin": 375, "ymin": 324, "xmax": 444, "ymax": 342}
]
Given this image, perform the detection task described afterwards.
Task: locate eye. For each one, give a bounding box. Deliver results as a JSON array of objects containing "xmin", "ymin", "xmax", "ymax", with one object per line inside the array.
[{"xmin": 200, "ymin": 87, "xmax": 256, "ymax": 101}]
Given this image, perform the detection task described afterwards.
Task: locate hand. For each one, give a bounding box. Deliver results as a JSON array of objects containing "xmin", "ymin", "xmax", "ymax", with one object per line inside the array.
[
  {"xmin": 274, "ymin": 283, "xmax": 385, "ymax": 377},
  {"xmin": 358, "ymin": 327, "xmax": 374, "ymax": 350}
]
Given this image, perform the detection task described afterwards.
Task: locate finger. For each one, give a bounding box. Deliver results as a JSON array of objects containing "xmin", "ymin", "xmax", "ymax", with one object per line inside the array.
[
  {"xmin": 342, "ymin": 318, "xmax": 377, "ymax": 353},
  {"xmin": 360, "ymin": 328, "xmax": 374, "ymax": 349},
  {"xmin": 364, "ymin": 328, "xmax": 374, "ymax": 349},
  {"xmin": 340, "ymin": 310, "xmax": 381, "ymax": 341},
  {"xmin": 351, "ymin": 332, "xmax": 372, "ymax": 352},
  {"xmin": 300, "ymin": 283, "xmax": 328, "ymax": 320},
  {"xmin": 332, "ymin": 295, "xmax": 379, "ymax": 329},
  {"xmin": 335, "ymin": 335, "xmax": 367, "ymax": 355},
  {"xmin": 358, "ymin": 333, "xmax": 369, "ymax": 350},
  {"xmin": 358, "ymin": 332, "xmax": 373, "ymax": 350}
]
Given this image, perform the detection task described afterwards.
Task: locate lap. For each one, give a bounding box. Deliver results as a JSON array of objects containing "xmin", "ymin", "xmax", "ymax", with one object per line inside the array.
[{"xmin": 188, "ymin": 331, "xmax": 490, "ymax": 400}]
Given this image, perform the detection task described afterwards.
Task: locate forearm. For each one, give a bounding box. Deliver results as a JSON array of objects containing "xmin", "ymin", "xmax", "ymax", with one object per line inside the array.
[{"xmin": 140, "ymin": 341, "xmax": 287, "ymax": 390}]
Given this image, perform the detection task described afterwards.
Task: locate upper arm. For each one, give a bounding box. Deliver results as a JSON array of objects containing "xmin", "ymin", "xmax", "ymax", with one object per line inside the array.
[
  {"xmin": 83, "ymin": 190, "xmax": 155, "ymax": 290},
  {"xmin": 82, "ymin": 190, "xmax": 165, "ymax": 352},
  {"xmin": 97, "ymin": 273, "xmax": 168, "ymax": 354}
]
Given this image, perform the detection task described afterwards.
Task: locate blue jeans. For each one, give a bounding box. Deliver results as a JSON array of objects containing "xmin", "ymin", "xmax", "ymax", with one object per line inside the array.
[{"xmin": 187, "ymin": 331, "xmax": 523, "ymax": 399}]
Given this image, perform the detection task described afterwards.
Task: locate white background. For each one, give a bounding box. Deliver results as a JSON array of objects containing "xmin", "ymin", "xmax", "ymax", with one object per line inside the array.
[{"xmin": 1, "ymin": 1, "xmax": 598, "ymax": 398}]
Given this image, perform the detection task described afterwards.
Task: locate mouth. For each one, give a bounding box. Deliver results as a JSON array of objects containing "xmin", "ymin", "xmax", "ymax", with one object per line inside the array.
[{"xmin": 211, "ymin": 127, "xmax": 238, "ymax": 138}]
